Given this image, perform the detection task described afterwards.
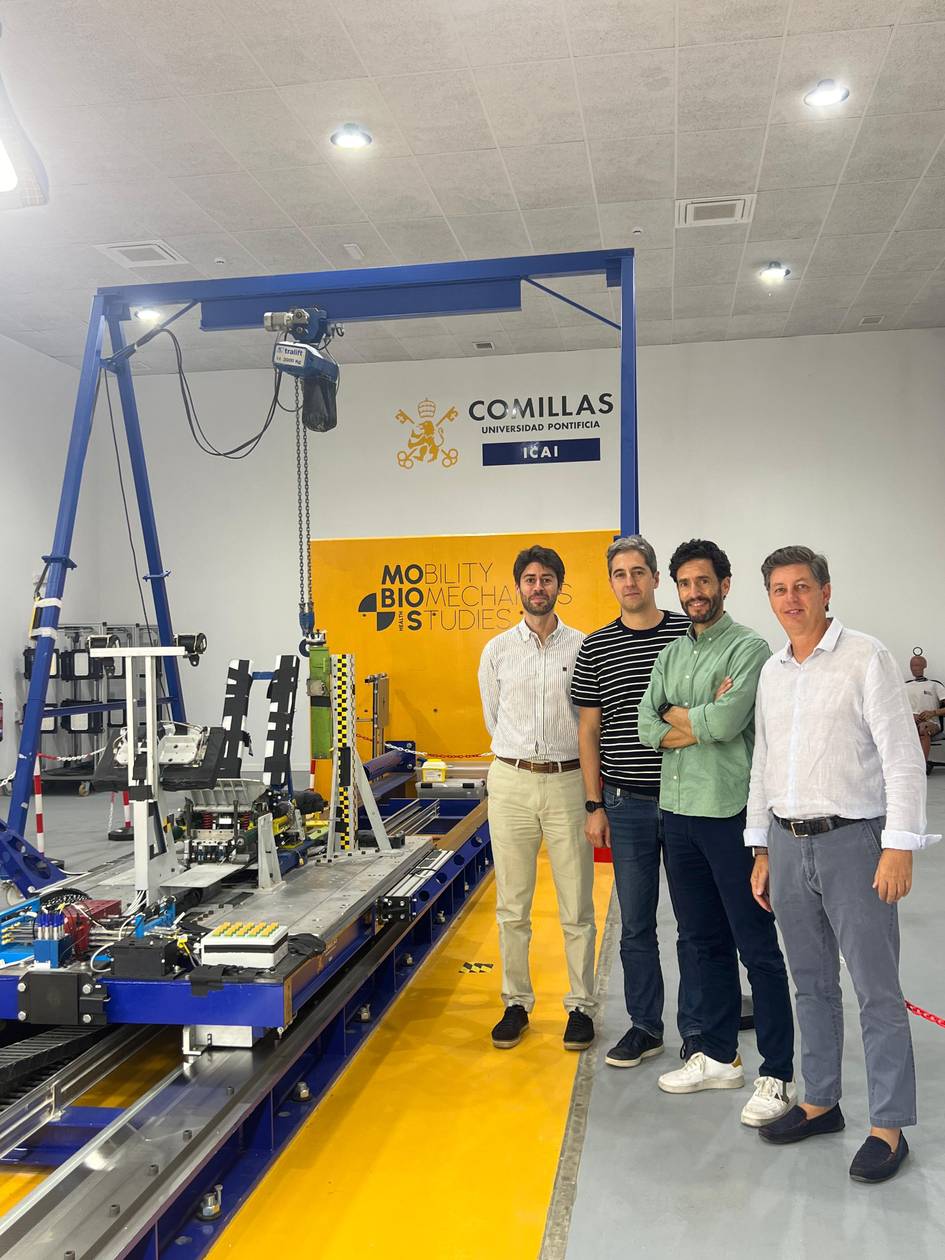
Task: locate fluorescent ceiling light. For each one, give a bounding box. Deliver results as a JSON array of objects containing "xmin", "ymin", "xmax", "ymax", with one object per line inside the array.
[
  {"xmin": 804, "ymin": 79, "xmax": 849, "ymax": 107},
  {"xmin": 134, "ymin": 308, "xmax": 161, "ymax": 322},
  {"xmin": 0, "ymin": 137, "xmax": 17, "ymax": 192},
  {"xmin": 759, "ymin": 262, "xmax": 791, "ymax": 284},
  {"xmin": 0, "ymin": 65, "xmax": 48, "ymax": 209},
  {"xmin": 330, "ymin": 122, "xmax": 373, "ymax": 150}
]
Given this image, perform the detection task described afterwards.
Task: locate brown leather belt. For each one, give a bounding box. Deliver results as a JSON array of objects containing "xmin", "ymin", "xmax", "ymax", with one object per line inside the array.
[{"xmin": 497, "ymin": 757, "xmax": 580, "ymax": 773}]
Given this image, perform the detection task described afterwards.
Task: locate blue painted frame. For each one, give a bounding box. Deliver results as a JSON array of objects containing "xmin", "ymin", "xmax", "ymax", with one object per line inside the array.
[{"xmin": 1, "ymin": 249, "xmax": 638, "ymax": 894}]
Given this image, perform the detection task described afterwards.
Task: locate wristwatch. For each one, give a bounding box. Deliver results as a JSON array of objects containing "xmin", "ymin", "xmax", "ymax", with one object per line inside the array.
[
  {"xmin": 657, "ymin": 701, "xmax": 673, "ymax": 718},
  {"xmin": 585, "ymin": 800, "xmax": 605, "ymax": 814}
]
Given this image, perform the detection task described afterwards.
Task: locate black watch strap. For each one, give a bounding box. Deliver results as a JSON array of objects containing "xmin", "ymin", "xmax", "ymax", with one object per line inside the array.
[{"xmin": 585, "ymin": 799, "xmax": 605, "ymax": 814}]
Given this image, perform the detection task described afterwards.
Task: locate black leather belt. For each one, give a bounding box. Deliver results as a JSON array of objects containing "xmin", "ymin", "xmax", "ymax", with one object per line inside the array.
[
  {"xmin": 497, "ymin": 757, "xmax": 581, "ymax": 774},
  {"xmin": 604, "ymin": 784, "xmax": 659, "ymax": 801},
  {"xmin": 773, "ymin": 814, "xmax": 860, "ymax": 837}
]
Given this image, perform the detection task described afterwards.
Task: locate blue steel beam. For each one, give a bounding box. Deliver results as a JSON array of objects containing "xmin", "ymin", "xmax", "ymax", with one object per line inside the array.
[
  {"xmin": 524, "ymin": 278, "xmax": 622, "ymax": 331},
  {"xmin": 619, "ymin": 255, "xmax": 639, "ymax": 535}
]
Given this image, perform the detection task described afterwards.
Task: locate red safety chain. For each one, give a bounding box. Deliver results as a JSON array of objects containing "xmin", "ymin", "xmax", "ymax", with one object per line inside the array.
[{"xmin": 906, "ymin": 1001, "xmax": 945, "ymax": 1029}]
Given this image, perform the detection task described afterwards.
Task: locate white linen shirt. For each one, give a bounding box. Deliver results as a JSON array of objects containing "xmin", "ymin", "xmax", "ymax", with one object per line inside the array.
[
  {"xmin": 478, "ymin": 617, "xmax": 583, "ymax": 761},
  {"xmin": 745, "ymin": 619, "xmax": 941, "ymax": 852}
]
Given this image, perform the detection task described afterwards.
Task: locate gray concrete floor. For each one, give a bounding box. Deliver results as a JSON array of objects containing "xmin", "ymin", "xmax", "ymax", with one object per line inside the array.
[{"xmin": 563, "ymin": 778, "xmax": 945, "ymax": 1260}]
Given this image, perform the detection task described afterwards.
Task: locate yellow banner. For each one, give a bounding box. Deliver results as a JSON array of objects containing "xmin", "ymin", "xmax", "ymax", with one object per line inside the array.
[{"xmin": 310, "ymin": 531, "xmax": 618, "ymax": 760}]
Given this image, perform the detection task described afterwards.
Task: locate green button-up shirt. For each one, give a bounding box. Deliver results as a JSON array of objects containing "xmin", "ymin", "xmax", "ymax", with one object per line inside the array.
[{"xmin": 638, "ymin": 612, "xmax": 770, "ymax": 819}]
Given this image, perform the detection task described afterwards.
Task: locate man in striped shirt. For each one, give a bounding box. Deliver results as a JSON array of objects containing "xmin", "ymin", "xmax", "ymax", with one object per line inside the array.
[
  {"xmin": 571, "ymin": 536, "xmax": 699, "ymax": 1071},
  {"xmin": 478, "ymin": 545, "xmax": 597, "ymax": 1052}
]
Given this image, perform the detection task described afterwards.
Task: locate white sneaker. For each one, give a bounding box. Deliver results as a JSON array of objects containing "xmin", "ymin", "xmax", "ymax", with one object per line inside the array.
[
  {"xmin": 657, "ymin": 1051, "xmax": 745, "ymax": 1094},
  {"xmin": 740, "ymin": 1076, "xmax": 797, "ymax": 1127}
]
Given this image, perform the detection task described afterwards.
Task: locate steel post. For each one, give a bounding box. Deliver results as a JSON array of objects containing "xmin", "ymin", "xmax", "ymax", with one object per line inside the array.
[{"xmin": 619, "ymin": 254, "xmax": 640, "ymax": 535}]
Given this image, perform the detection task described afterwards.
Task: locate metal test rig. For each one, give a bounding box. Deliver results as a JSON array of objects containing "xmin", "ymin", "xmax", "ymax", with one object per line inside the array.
[{"xmin": 0, "ymin": 249, "xmax": 639, "ymax": 1259}]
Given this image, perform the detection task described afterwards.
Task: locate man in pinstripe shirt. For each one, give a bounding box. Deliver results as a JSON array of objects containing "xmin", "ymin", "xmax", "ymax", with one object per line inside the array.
[{"xmin": 478, "ymin": 545, "xmax": 597, "ymax": 1052}]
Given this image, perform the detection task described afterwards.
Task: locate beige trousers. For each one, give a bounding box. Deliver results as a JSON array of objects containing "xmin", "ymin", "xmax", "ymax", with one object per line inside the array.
[{"xmin": 486, "ymin": 758, "xmax": 597, "ymax": 1015}]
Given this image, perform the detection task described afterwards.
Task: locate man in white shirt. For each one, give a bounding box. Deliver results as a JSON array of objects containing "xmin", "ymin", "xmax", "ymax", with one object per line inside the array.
[
  {"xmin": 904, "ymin": 653, "xmax": 945, "ymax": 764},
  {"xmin": 745, "ymin": 545, "xmax": 939, "ymax": 1184},
  {"xmin": 478, "ymin": 545, "xmax": 596, "ymax": 1052}
]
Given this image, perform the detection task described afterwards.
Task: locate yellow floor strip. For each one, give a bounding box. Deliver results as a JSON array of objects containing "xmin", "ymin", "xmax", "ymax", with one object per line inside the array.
[{"xmin": 209, "ymin": 853, "xmax": 611, "ymax": 1260}]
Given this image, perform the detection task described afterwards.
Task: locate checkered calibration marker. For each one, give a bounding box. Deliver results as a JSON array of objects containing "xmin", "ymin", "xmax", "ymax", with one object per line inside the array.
[
  {"xmin": 331, "ymin": 653, "xmax": 356, "ymax": 852},
  {"xmin": 459, "ymin": 962, "xmax": 494, "ymax": 974},
  {"xmin": 199, "ymin": 920, "xmax": 289, "ymax": 969}
]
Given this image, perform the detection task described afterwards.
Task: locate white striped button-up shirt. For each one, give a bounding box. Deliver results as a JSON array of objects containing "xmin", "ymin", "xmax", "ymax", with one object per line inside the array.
[{"xmin": 478, "ymin": 617, "xmax": 584, "ymax": 761}]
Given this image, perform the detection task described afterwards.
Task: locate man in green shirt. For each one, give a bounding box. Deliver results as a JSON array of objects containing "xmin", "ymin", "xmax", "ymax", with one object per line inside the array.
[{"xmin": 638, "ymin": 539, "xmax": 795, "ymax": 1127}]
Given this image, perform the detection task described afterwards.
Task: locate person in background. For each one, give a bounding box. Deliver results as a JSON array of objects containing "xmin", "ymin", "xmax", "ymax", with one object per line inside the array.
[
  {"xmin": 747, "ymin": 546, "xmax": 939, "ymax": 1183},
  {"xmin": 904, "ymin": 652, "xmax": 945, "ymax": 768},
  {"xmin": 478, "ymin": 545, "xmax": 597, "ymax": 1053}
]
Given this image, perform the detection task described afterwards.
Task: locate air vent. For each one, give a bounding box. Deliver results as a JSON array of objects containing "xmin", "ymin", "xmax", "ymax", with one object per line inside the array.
[
  {"xmin": 858, "ymin": 314, "xmax": 885, "ymax": 327},
  {"xmin": 96, "ymin": 239, "xmax": 189, "ymax": 268},
  {"xmin": 342, "ymin": 242, "xmax": 365, "ymax": 260},
  {"xmin": 472, "ymin": 340, "xmax": 495, "ymax": 351},
  {"xmin": 675, "ymin": 196, "xmax": 756, "ymax": 228}
]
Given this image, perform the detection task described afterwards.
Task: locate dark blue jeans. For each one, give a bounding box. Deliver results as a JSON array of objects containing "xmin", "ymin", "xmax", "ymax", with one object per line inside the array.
[
  {"xmin": 661, "ymin": 808, "xmax": 794, "ymax": 1081},
  {"xmin": 604, "ymin": 785, "xmax": 701, "ymax": 1041}
]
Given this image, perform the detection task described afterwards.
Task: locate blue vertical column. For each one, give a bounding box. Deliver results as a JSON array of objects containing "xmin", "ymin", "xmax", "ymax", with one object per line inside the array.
[
  {"xmin": 619, "ymin": 254, "xmax": 640, "ymax": 535},
  {"xmin": 106, "ymin": 316, "xmax": 185, "ymax": 723}
]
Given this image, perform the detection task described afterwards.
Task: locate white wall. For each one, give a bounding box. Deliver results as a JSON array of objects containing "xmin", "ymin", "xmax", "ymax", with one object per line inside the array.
[{"xmin": 10, "ymin": 326, "xmax": 945, "ymax": 770}]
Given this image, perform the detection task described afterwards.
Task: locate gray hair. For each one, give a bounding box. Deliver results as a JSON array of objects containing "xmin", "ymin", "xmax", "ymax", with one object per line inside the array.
[
  {"xmin": 607, "ymin": 535, "xmax": 657, "ymax": 575},
  {"xmin": 761, "ymin": 545, "xmax": 830, "ymax": 590}
]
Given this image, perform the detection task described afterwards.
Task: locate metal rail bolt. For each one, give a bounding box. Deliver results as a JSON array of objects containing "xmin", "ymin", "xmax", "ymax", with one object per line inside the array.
[
  {"xmin": 358, "ymin": 1004, "xmax": 371, "ymax": 1023},
  {"xmin": 196, "ymin": 1185, "xmax": 223, "ymax": 1221},
  {"xmin": 293, "ymin": 1081, "xmax": 311, "ymax": 1102}
]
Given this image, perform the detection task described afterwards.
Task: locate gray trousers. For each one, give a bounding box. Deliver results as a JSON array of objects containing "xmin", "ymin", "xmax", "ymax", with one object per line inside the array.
[{"xmin": 767, "ymin": 817, "xmax": 917, "ymax": 1128}]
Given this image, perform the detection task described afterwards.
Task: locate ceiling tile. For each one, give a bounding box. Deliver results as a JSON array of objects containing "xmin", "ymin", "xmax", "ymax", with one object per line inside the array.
[
  {"xmin": 898, "ymin": 179, "xmax": 945, "ymax": 230},
  {"xmin": 869, "ymin": 22, "xmax": 945, "ymax": 115},
  {"xmin": 927, "ymin": 143, "xmax": 945, "ymax": 178},
  {"xmin": 677, "ymin": 39, "xmax": 781, "ymax": 132},
  {"xmin": 475, "ymin": 61, "xmax": 583, "ymax": 147},
  {"xmin": 589, "ymin": 134, "xmax": 675, "ymax": 202},
  {"xmin": 356, "ymin": 340, "xmax": 415, "ymax": 363},
  {"xmin": 508, "ymin": 327, "xmax": 566, "ymax": 354},
  {"xmin": 678, "ymin": 0, "xmax": 789, "ymax": 45},
  {"xmin": 598, "ymin": 200, "xmax": 674, "ymax": 250},
  {"xmin": 759, "ymin": 120, "xmax": 858, "ymax": 190},
  {"xmin": 726, "ymin": 313, "xmax": 790, "ymax": 339},
  {"xmin": 188, "ymin": 91, "xmax": 322, "ymax": 172},
  {"xmin": 676, "ymin": 129, "xmax": 765, "ymax": 199},
  {"xmin": 377, "ymin": 71, "xmax": 494, "ymax": 154},
  {"xmin": 499, "ymin": 288, "xmax": 561, "ymax": 330},
  {"xmin": 93, "ymin": 99, "xmax": 241, "ymax": 178},
  {"xmin": 672, "ymin": 317, "xmax": 730, "ymax": 343},
  {"xmin": 634, "ymin": 248, "xmax": 674, "ymax": 289},
  {"xmin": 255, "ymin": 166, "xmax": 366, "ymax": 227},
  {"xmin": 24, "ymin": 105, "xmax": 155, "ymax": 187},
  {"xmin": 855, "ymin": 273, "xmax": 933, "ymax": 304},
  {"xmin": 397, "ymin": 334, "xmax": 464, "ymax": 360},
  {"xmin": 897, "ymin": 294, "xmax": 945, "ymax": 327},
  {"xmin": 341, "ymin": 324, "xmax": 412, "ymax": 346},
  {"xmin": 375, "ymin": 218, "xmax": 464, "ymax": 263},
  {"xmin": 419, "ymin": 152, "xmax": 516, "ymax": 216},
  {"xmin": 900, "ymin": 2, "xmax": 945, "ymax": 20},
  {"xmin": 675, "ymin": 243, "xmax": 744, "ymax": 285},
  {"xmin": 521, "ymin": 206, "xmax": 602, "ymax": 252},
  {"xmin": 749, "ymin": 186, "xmax": 835, "ymax": 239},
  {"xmin": 842, "ymin": 112, "xmax": 945, "ymax": 181},
  {"xmin": 675, "ymin": 223, "xmax": 751, "ymax": 247},
  {"xmin": 564, "ymin": 0, "xmax": 676, "ymax": 57},
  {"xmin": 335, "ymin": 156, "xmax": 442, "ymax": 219},
  {"xmin": 871, "ymin": 228, "xmax": 945, "ymax": 274},
  {"xmin": 637, "ymin": 320, "xmax": 673, "ymax": 345},
  {"xmin": 161, "ymin": 232, "xmax": 265, "ymax": 278},
  {"xmin": 327, "ymin": 342, "xmax": 366, "ymax": 364},
  {"xmin": 806, "ymin": 232, "xmax": 888, "ymax": 275},
  {"xmin": 792, "ymin": 274, "xmax": 868, "ymax": 307},
  {"xmin": 448, "ymin": 212, "xmax": 532, "ymax": 258},
  {"xmin": 560, "ymin": 323, "xmax": 620, "ymax": 350},
  {"xmin": 575, "ymin": 50, "xmax": 675, "ymax": 140},
  {"xmin": 450, "ymin": 0, "xmax": 570, "ymax": 66},
  {"xmin": 673, "ymin": 284, "xmax": 736, "ymax": 318},
  {"xmin": 503, "ymin": 143, "xmax": 595, "ymax": 209},
  {"xmin": 171, "ymin": 173, "xmax": 291, "ymax": 232},
  {"xmin": 840, "ymin": 307, "xmax": 907, "ymax": 331},
  {"xmin": 772, "ymin": 28, "xmax": 889, "ymax": 124},
  {"xmin": 732, "ymin": 278, "xmax": 800, "ymax": 313},
  {"xmin": 278, "ymin": 80, "xmax": 410, "ymax": 162},
  {"xmin": 216, "ymin": 0, "xmax": 366, "ymax": 85},
  {"xmin": 788, "ymin": 2, "xmax": 899, "ymax": 34},
  {"xmin": 821, "ymin": 180, "xmax": 915, "ymax": 235},
  {"xmin": 635, "ymin": 287, "xmax": 673, "ymax": 320},
  {"xmin": 784, "ymin": 308, "xmax": 847, "ymax": 335},
  {"xmin": 303, "ymin": 224, "xmax": 397, "ymax": 268},
  {"xmin": 232, "ymin": 228, "xmax": 331, "ymax": 273},
  {"xmin": 446, "ymin": 314, "xmax": 510, "ymax": 337},
  {"xmin": 328, "ymin": 0, "xmax": 466, "ymax": 75}
]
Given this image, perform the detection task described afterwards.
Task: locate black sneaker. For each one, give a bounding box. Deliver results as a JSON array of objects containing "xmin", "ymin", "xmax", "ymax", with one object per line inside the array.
[
  {"xmin": 605, "ymin": 1026, "xmax": 664, "ymax": 1068},
  {"xmin": 563, "ymin": 1008, "xmax": 595, "ymax": 1050},
  {"xmin": 679, "ymin": 1036, "xmax": 701, "ymax": 1061},
  {"xmin": 849, "ymin": 1134, "xmax": 909, "ymax": 1183},
  {"xmin": 492, "ymin": 1004, "xmax": 528, "ymax": 1049}
]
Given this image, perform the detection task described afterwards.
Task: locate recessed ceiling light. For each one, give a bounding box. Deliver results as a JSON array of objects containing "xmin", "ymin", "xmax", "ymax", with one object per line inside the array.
[
  {"xmin": 0, "ymin": 137, "xmax": 18, "ymax": 192},
  {"xmin": 134, "ymin": 308, "xmax": 161, "ymax": 322},
  {"xmin": 759, "ymin": 262, "xmax": 791, "ymax": 284},
  {"xmin": 804, "ymin": 79, "xmax": 849, "ymax": 107},
  {"xmin": 330, "ymin": 123, "xmax": 373, "ymax": 150}
]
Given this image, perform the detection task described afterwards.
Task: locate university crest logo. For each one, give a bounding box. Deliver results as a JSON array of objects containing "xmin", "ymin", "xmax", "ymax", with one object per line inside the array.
[{"xmin": 396, "ymin": 398, "xmax": 459, "ymax": 469}]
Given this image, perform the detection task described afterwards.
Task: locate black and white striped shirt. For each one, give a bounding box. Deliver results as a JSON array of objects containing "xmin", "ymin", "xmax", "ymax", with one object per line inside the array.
[
  {"xmin": 478, "ymin": 617, "xmax": 584, "ymax": 760},
  {"xmin": 571, "ymin": 612, "xmax": 690, "ymax": 790}
]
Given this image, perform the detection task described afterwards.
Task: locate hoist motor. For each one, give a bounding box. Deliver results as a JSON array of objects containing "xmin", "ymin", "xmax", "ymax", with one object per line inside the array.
[{"xmin": 265, "ymin": 308, "xmax": 341, "ymax": 433}]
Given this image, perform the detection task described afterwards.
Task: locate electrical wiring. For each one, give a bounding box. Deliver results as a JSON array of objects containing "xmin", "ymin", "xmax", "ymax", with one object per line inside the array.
[{"xmin": 103, "ymin": 367, "xmax": 154, "ymax": 641}]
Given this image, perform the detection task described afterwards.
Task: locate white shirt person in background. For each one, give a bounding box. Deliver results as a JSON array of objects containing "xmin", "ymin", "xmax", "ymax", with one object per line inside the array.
[
  {"xmin": 478, "ymin": 545, "xmax": 596, "ymax": 1054},
  {"xmin": 745, "ymin": 545, "xmax": 939, "ymax": 1185},
  {"xmin": 904, "ymin": 652, "xmax": 945, "ymax": 767}
]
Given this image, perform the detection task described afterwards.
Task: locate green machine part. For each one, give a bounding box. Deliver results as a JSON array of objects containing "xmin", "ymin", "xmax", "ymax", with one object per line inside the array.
[{"xmin": 309, "ymin": 644, "xmax": 333, "ymax": 760}]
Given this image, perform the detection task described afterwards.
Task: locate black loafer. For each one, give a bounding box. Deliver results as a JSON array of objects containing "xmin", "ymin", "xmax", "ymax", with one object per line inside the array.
[
  {"xmin": 759, "ymin": 1103, "xmax": 845, "ymax": 1144},
  {"xmin": 850, "ymin": 1134, "xmax": 909, "ymax": 1183}
]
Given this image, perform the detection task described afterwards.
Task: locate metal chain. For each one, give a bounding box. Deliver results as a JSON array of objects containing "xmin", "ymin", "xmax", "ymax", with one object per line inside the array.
[
  {"xmin": 301, "ymin": 410, "xmax": 312, "ymax": 601},
  {"xmin": 294, "ymin": 377, "xmax": 305, "ymax": 609}
]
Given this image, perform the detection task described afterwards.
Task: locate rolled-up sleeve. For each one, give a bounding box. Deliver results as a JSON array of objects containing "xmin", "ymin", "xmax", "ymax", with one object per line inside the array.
[
  {"xmin": 637, "ymin": 655, "xmax": 668, "ymax": 750},
  {"xmin": 744, "ymin": 684, "xmax": 772, "ymax": 847},
  {"xmin": 688, "ymin": 637, "xmax": 769, "ymax": 746}
]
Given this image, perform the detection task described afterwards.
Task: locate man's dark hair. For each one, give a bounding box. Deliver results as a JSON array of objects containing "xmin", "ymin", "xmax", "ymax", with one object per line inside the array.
[
  {"xmin": 761, "ymin": 545, "xmax": 830, "ymax": 590},
  {"xmin": 668, "ymin": 539, "xmax": 732, "ymax": 582},
  {"xmin": 513, "ymin": 545, "xmax": 565, "ymax": 586}
]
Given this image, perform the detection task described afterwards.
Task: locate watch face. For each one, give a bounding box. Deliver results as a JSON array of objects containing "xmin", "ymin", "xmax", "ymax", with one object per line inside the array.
[{"xmin": 584, "ymin": 800, "xmax": 602, "ymax": 814}]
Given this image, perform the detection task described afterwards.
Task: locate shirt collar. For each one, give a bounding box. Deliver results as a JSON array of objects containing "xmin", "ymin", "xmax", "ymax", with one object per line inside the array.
[
  {"xmin": 687, "ymin": 610, "xmax": 731, "ymax": 643},
  {"xmin": 778, "ymin": 617, "xmax": 843, "ymax": 662},
  {"xmin": 516, "ymin": 615, "xmax": 566, "ymax": 642}
]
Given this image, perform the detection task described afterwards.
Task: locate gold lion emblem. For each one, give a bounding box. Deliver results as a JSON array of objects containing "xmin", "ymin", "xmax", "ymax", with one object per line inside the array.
[{"xmin": 396, "ymin": 399, "xmax": 458, "ymax": 469}]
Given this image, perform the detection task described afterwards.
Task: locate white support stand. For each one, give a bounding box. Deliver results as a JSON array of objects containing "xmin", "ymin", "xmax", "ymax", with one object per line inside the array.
[{"xmin": 256, "ymin": 812, "xmax": 285, "ymax": 891}]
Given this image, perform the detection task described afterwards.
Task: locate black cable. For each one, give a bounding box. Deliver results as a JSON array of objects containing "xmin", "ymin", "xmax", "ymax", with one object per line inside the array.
[{"xmin": 103, "ymin": 369, "xmax": 154, "ymax": 642}]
